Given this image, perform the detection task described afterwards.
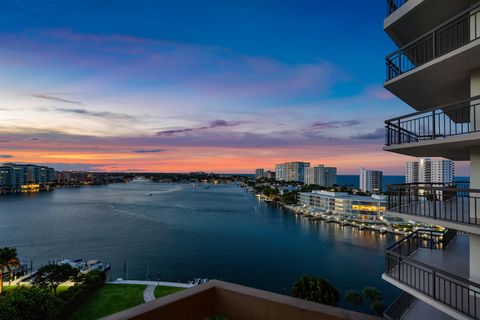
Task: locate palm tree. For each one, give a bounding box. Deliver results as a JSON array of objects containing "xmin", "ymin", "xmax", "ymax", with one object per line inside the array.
[{"xmin": 0, "ymin": 247, "xmax": 20, "ymax": 294}]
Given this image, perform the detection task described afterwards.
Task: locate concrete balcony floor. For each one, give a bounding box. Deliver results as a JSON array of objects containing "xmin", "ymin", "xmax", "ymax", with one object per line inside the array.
[
  {"xmin": 410, "ymin": 234, "xmax": 469, "ymax": 278},
  {"xmin": 401, "ymin": 298, "xmax": 455, "ymax": 320}
]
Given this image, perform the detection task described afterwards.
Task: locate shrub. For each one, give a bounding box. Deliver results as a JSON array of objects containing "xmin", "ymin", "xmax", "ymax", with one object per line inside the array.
[{"xmin": 0, "ymin": 286, "xmax": 61, "ymax": 320}]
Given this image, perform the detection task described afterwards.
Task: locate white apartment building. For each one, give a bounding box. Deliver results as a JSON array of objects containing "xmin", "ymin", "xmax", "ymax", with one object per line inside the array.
[
  {"xmin": 359, "ymin": 168, "xmax": 383, "ymax": 193},
  {"xmin": 298, "ymin": 190, "xmax": 387, "ymax": 217},
  {"xmin": 405, "ymin": 158, "xmax": 454, "ymax": 184},
  {"xmin": 304, "ymin": 165, "xmax": 338, "ymax": 187},
  {"xmin": 275, "ymin": 162, "xmax": 310, "ymax": 182},
  {"xmin": 255, "ymin": 168, "xmax": 264, "ymax": 180},
  {"xmin": 382, "ymin": 1, "xmax": 480, "ymax": 319}
]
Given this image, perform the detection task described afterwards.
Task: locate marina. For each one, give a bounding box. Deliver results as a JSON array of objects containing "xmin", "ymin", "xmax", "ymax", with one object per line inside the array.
[{"xmin": 0, "ymin": 180, "xmax": 400, "ymax": 310}]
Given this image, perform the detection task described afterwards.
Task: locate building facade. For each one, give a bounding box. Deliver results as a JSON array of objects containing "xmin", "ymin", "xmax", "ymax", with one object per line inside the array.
[
  {"xmin": 405, "ymin": 158, "xmax": 454, "ymax": 184},
  {"xmin": 298, "ymin": 190, "xmax": 387, "ymax": 217},
  {"xmin": 323, "ymin": 167, "xmax": 337, "ymax": 187},
  {"xmin": 382, "ymin": 1, "xmax": 480, "ymax": 318},
  {"xmin": 359, "ymin": 168, "xmax": 383, "ymax": 193},
  {"xmin": 304, "ymin": 165, "xmax": 338, "ymax": 187},
  {"xmin": 304, "ymin": 165, "xmax": 324, "ymax": 185},
  {"xmin": 275, "ymin": 162, "xmax": 310, "ymax": 182},
  {"xmin": 0, "ymin": 163, "xmax": 55, "ymax": 193},
  {"xmin": 255, "ymin": 168, "xmax": 265, "ymax": 180}
]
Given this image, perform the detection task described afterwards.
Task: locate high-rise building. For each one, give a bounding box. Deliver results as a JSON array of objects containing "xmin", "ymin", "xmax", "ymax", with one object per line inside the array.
[
  {"xmin": 323, "ymin": 167, "xmax": 337, "ymax": 187},
  {"xmin": 304, "ymin": 165, "xmax": 324, "ymax": 185},
  {"xmin": 382, "ymin": 2, "xmax": 480, "ymax": 318},
  {"xmin": 304, "ymin": 165, "xmax": 338, "ymax": 187},
  {"xmin": 405, "ymin": 158, "xmax": 454, "ymax": 184},
  {"xmin": 275, "ymin": 163, "xmax": 287, "ymax": 181},
  {"xmin": 255, "ymin": 168, "xmax": 265, "ymax": 180},
  {"xmin": 359, "ymin": 168, "xmax": 383, "ymax": 193},
  {"xmin": 275, "ymin": 162, "xmax": 310, "ymax": 182}
]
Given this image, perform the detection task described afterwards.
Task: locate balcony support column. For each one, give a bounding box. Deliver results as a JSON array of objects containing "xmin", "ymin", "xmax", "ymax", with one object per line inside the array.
[{"xmin": 470, "ymin": 147, "xmax": 480, "ymax": 282}]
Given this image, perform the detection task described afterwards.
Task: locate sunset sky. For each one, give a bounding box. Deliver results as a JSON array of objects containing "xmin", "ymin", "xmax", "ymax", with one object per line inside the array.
[{"xmin": 0, "ymin": 1, "xmax": 469, "ymax": 175}]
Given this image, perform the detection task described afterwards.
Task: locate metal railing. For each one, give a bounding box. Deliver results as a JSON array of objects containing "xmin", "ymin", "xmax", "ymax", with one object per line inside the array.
[
  {"xmin": 384, "ymin": 292, "xmax": 415, "ymax": 320},
  {"xmin": 385, "ymin": 96, "xmax": 480, "ymax": 147},
  {"xmin": 387, "ymin": 182, "xmax": 480, "ymax": 226},
  {"xmin": 386, "ymin": 0, "xmax": 408, "ymax": 16},
  {"xmin": 386, "ymin": 245, "xmax": 480, "ymax": 319},
  {"xmin": 386, "ymin": 4, "xmax": 480, "ymax": 80},
  {"xmin": 386, "ymin": 228, "xmax": 458, "ymax": 257}
]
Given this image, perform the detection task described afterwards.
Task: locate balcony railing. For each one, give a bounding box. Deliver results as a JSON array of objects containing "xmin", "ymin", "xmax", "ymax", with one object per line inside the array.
[
  {"xmin": 384, "ymin": 292, "xmax": 415, "ymax": 320},
  {"xmin": 386, "ymin": 0, "xmax": 408, "ymax": 16},
  {"xmin": 385, "ymin": 96, "xmax": 480, "ymax": 147},
  {"xmin": 385, "ymin": 231, "xmax": 480, "ymax": 319},
  {"xmin": 387, "ymin": 228, "xmax": 458, "ymax": 257},
  {"xmin": 386, "ymin": 4, "xmax": 480, "ymax": 80},
  {"xmin": 386, "ymin": 182, "xmax": 480, "ymax": 227}
]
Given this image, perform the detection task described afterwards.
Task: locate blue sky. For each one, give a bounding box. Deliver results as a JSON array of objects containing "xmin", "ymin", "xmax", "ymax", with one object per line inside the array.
[{"xmin": 0, "ymin": 0, "xmax": 461, "ymax": 174}]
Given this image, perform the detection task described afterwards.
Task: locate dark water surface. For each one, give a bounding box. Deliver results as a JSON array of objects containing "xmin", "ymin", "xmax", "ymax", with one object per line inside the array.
[{"xmin": 0, "ymin": 180, "xmax": 399, "ymax": 308}]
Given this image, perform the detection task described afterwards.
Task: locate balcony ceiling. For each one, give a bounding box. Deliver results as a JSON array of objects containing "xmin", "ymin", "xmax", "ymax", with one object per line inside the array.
[
  {"xmin": 385, "ymin": 0, "xmax": 475, "ymax": 47},
  {"xmin": 384, "ymin": 39, "xmax": 480, "ymax": 110},
  {"xmin": 384, "ymin": 131, "xmax": 480, "ymax": 161}
]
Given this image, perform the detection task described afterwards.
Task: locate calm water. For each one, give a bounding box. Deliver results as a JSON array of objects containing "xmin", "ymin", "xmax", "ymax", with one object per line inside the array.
[{"xmin": 0, "ymin": 180, "xmax": 399, "ymax": 309}]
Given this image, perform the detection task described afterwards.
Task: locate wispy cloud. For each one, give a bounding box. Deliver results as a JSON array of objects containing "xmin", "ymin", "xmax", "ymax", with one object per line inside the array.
[
  {"xmin": 31, "ymin": 94, "xmax": 82, "ymax": 105},
  {"xmin": 54, "ymin": 108, "xmax": 135, "ymax": 120},
  {"xmin": 352, "ymin": 127, "xmax": 384, "ymax": 140},
  {"xmin": 0, "ymin": 154, "xmax": 13, "ymax": 158},
  {"xmin": 133, "ymin": 149, "xmax": 166, "ymax": 153},
  {"xmin": 157, "ymin": 119, "xmax": 242, "ymax": 136},
  {"xmin": 311, "ymin": 120, "xmax": 361, "ymax": 129}
]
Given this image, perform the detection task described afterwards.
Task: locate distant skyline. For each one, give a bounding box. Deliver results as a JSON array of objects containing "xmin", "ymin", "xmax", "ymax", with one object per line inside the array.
[{"xmin": 0, "ymin": 1, "xmax": 469, "ymax": 175}]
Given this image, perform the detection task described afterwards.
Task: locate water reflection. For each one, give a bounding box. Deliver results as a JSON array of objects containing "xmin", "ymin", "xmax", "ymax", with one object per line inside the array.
[{"xmin": 0, "ymin": 181, "xmax": 399, "ymax": 308}]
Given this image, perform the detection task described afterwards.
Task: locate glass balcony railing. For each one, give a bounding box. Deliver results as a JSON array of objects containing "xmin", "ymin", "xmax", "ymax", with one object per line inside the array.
[
  {"xmin": 386, "ymin": 182, "xmax": 480, "ymax": 227},
  {"xmin": 385, "ymin": 96, "xmax": 480, "ymax": 147},
  {"xmin": 386, "ymin": 0, "xmax": 408, "ymax": 16},
  {"xmin": 386, "ymin": 4, "xmax": 480, "ymax": 80},
  {"xmin": 385, "ymin": 230, "xmax": 480, "ymax": 319}
]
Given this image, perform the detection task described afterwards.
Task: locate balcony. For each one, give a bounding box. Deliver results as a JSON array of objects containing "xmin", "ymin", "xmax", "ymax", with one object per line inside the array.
[
  {"xmin": 385, "ymin": 0, "xmax": 477, "ymax": 48},
  {"xmin": 386, "ymin": 0, "xmax": 409, "ymax": 16},
  {"xmin": 383, "ymin": 232, "xmax": 480, "ymax": 319},
  {"xmin": 385, "ymin": 3, "xmax": 480, "ymax": 108},
  {"xmin": 384, "ymin": 292, "xmax": 455, "ymax": 320},
  {"xmin": 385, "ymin": 183, "xmax": 480, "ymax": 234},
  {"xmin": 103, "ymin": 280, "xmax": 380, "ymax": 320},
  {"xmin": 384, "ymin": 97, "xmax": 480, "ymax": 160}
]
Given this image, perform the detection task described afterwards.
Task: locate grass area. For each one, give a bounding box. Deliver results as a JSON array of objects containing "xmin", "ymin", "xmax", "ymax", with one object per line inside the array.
[
  {"xmin": 154, "ymin": 285, "xmax": 185, "ymax": 298},
  {"xmin": 2, "ymin": 285, "xmax": 70, "ymax": 294},
  {"xmin": 70, "ymin": 284, "xmax": 146, "ymax": 320}
]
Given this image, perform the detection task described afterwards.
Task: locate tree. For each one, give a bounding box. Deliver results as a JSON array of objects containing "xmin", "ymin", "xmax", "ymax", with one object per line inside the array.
[
  {"xmin": 362, "ymin": 287, "xmax": 382, "ymax": 304},
  {"xmin": 363, "ymin": 287, "xmax": 384, "ymax": 315},
  {"xmin": 345, "ymin": 289, "xmax": 363, "ymax": 307},
  {"xmin": 32, "ymin": 264, "xmax": 78, "ymax": 296},
  {"xmin": 292, "ymin": 274, "xmax": 339, "ymax": 306},
  {"xmin": 371, "ymin": 300, "xmax": 385, "ymax": 316},
  {"xmin": 0, "ymin": 247, "xmax": 20, "ymax": 294}
]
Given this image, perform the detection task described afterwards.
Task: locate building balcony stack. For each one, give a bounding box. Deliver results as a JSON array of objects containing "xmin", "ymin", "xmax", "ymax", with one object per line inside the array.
[{"xmin": 382, "ymin": 0, "xmax": 480, "ymax": 319}]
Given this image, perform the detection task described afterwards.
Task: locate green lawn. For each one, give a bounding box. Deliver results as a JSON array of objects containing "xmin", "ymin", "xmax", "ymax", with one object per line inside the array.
[
  {"xmin": 70, "ymin": 284, "xmax": 146, "ymax": 320},
  {"xmin": 154, "ymin": 285, "xmax": 185, "ymax": 298},
  {"xmin": 2, "ymin": 285, "xmax": 70, "ymax": 294}
]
